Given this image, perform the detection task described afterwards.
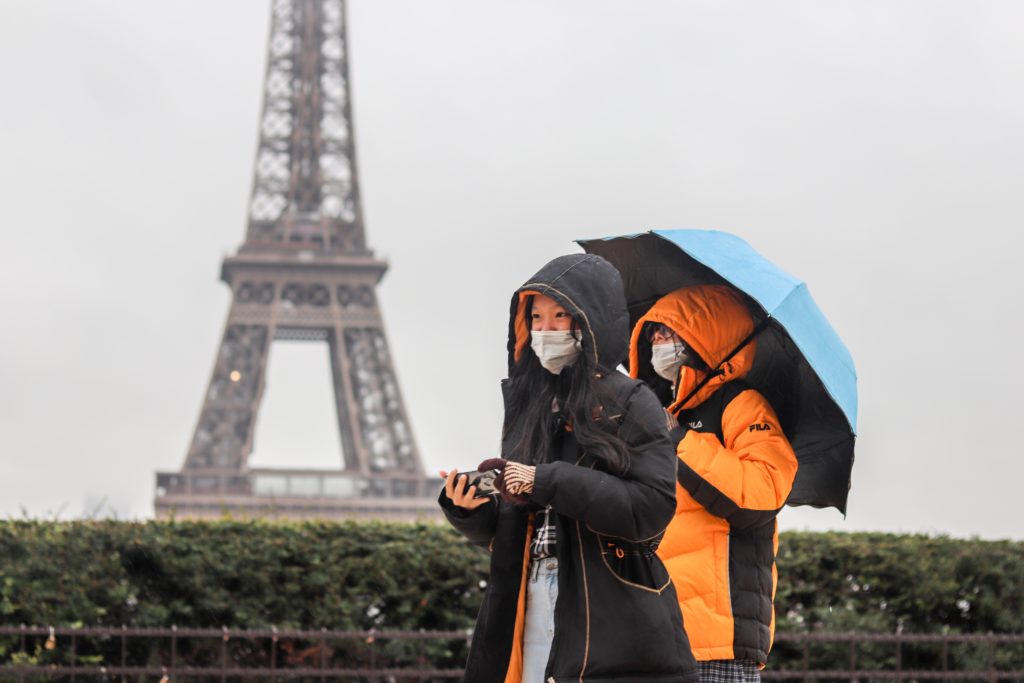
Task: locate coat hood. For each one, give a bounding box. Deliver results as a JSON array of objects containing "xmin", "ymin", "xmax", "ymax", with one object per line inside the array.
[
  {"xmin": 507, "ymin": 253, "xmax": 629, "ymax": 374},
  {"xmin": 628, "ymin": 284, "xmax": 757, "ymax": 412}
]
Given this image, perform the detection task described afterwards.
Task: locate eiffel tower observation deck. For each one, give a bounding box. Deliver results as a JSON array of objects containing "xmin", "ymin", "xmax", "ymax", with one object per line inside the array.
[{"xmin": 155, "ymin": 0, "xmax": 439, "ymax": 521}]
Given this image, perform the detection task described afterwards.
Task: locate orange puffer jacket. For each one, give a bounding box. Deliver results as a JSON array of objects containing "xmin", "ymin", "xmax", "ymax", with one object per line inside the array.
[{"xmin": 628, "ymin": 285, "xmax": 798, "ymax": 665}]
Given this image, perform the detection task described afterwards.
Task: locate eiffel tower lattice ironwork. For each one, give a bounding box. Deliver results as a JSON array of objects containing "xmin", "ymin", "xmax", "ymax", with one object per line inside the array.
[{"xmin": 155, "ymin": 0, "xmax": 437, "ymax": 520}]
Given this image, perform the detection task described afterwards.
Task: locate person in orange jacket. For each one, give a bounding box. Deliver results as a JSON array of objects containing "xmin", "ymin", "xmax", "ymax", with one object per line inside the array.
[{"xmin": 628, "ymin": 284, "xmax": 799, "ymax": 683}]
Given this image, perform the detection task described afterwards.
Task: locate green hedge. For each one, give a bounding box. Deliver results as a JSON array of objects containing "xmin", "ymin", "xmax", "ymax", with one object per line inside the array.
[
  {"xmin": 776, "ymin": 532, "xmax": 1024, "ymax": 634},
  {"xmin": 2, "ymin": 521, "xmax": 1023, "ymax": 633},
  {"xmin": 772, "ymin": 532, "xmax": 1024, "ymax": 673},
  {"xmin": 0, "ymin": 519, "xmax": 487, "ymax": 631},
  {"xmin": 1, "ymin": 521, "xmax": 1022, "ymax": 671},
  {"xmin": 2, "ymin": 521, "xmax": 1022, "ymax": 633},
  {"xmin": 0, "ymin": 519, "xmax": 490, "ymax": 671}
]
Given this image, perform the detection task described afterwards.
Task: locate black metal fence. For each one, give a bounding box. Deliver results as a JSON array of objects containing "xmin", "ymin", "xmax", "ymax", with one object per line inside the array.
[
  {"xmin": 2, "ymin": 626, "xmax": 1023, "ymax": 681},
  {"xmin": 766, "ymin": 632, "xmax": 1024, "ymax": 681},
  {"xmin": 0, "ymin": 626, "xmax": 468, "ymax": 681}
]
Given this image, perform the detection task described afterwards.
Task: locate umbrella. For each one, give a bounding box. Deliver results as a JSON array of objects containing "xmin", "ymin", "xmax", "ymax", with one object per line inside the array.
[{"xmin": 578, "ymin": 229, "xmax": 856, "ymax": 513}]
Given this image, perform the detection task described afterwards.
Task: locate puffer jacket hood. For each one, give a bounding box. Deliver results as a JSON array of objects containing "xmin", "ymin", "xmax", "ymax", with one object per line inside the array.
[
  {"xmin": 628, "ymin": 285, "xmax": 757, "ymax": 412},
  {"xmin": 507, "ymin": 253, "xmax": 629, "ymax": 374}
]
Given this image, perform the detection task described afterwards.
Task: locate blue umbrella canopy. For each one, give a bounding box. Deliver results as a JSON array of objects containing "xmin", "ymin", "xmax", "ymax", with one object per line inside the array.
[{"xmin": 579, "ymin": 229, "xmax": 856, "ymax": 513}]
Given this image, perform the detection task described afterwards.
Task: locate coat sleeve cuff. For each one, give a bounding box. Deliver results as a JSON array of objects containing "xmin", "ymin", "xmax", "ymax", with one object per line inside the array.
[
  {"xmin": 529, "ymin": 462, "xmax": 559, "ymax": 506},
  {"xmin": 437, "ymin": 487, "xmax": 478, "ymax": 520}
]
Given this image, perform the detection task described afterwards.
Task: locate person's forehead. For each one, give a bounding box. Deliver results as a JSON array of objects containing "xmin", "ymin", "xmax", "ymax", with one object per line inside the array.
[
  {"xmin": 532, "ymin": 293, "xmax": 567, "ymax": 310},
  {"xmin": 648, "ymin": 322, "xmax": 683, "ymax": 341}
]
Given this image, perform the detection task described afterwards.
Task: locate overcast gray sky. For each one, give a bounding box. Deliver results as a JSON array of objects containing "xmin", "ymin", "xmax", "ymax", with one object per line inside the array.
[{"xmin": 1, "ymin": 1, "xmax": 1021, "ymax": 539}]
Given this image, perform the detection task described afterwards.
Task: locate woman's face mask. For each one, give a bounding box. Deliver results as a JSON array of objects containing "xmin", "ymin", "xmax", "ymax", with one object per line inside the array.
[
  {"xmin": 651, "ymin": 341, "xmax": 688, "ymax": 382},
  {"xmin": 531, "ymin": 330, "xmax": 582, "ymax": 375}
]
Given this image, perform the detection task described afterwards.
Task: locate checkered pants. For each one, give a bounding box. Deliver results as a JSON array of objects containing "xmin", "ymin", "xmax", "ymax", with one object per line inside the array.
[{"xmin": 698, "ymin": 660, "xmax": 761, "ymax": 683}]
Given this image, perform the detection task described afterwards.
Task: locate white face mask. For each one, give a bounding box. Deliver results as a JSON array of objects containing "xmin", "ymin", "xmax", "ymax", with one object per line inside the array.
[
  {"xmin": 651, "ymin": 341, "xmax": 687, "ymax": 383},
  {"xmin": 531, "ymin": 330, "xmax": 582, "ymax": 375}
]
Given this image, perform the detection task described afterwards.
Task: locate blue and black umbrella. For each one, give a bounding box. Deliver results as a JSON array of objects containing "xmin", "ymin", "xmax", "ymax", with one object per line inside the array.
[{"xmin": 579, "ymin": 229, "xmax": 856, "ymax": 513}]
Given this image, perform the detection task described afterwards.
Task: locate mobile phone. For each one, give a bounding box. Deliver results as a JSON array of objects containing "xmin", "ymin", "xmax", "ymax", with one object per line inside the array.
[{"xmin": 457, "ymin": 469, "xmax": 501, "ymax": 498}]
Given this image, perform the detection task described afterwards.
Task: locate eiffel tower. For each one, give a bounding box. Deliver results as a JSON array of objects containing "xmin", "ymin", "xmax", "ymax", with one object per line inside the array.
[{"xmin": 155, "ymin": 0, "xmax": 438, "ymax": 520}]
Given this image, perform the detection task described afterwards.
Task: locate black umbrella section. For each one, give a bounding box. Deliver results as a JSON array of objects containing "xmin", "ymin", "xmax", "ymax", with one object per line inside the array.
[
  {"xmin": 755, "ymin": 321, "xmax": 854, "ymax": 513},
  {"xmin": 580, "ymin": 233, "xmax": 854, "ymax": 514}
]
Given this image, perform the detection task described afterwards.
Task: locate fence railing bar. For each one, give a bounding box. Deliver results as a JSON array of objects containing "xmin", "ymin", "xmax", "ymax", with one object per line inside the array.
[
  {"xmin": 773, "ymin": 633, "xmax": 1024, "ymax": 644},
  {"xmin": 0, "ymin": 667, "xmax": 996, "ymax": 681},
  {"xmin": 0, "ymin": 664, "xmax": 467, "ymax": 678},
  {"xmin": 0, "ymin": 625, "xmax": 473, "ymax": 639},
  {"xmin": 763, "ymin": 672, "xmax": 1024, "ymax": 680}
]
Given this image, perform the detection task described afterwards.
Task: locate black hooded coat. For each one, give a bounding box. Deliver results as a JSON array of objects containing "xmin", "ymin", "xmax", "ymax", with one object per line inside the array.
[{"xmin": 440, "ymin": 254, "xmax": 699, "ymax": 683}]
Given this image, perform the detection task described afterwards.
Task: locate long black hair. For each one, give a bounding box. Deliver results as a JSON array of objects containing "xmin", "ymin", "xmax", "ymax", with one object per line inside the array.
[{"xmin": 502, "ymin": 296, "xmax": 632, "ymax": 476}]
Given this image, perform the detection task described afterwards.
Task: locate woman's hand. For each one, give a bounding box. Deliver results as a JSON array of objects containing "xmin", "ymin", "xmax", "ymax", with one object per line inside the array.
[{"xmin": 440, "ymin": 469, "xmax": 491, "ymax": 510}]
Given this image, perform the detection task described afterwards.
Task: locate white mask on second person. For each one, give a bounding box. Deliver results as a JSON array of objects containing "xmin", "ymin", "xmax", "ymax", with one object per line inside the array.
[
  {"xmin": 531, "ymin": 330, "xmax": 582, "ymax": 375},
  {"xmin": 651, "ymin": 341, "xmax": 687, "ymax": 383}
]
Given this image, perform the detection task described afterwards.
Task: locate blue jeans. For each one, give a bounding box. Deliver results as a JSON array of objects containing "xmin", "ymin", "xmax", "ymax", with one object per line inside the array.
[{"xmin": 522, "ymin": 558, "xmax": 558, "ymax": 683}]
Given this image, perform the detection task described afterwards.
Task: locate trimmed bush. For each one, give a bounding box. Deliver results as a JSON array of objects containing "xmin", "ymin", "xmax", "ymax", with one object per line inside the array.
[
  {"xmin": 776, "ymin": 532, "xmax": 1024, "ymax": 634},
  {"xmin": 0, "ymin": 519, "xmax": 487, "ymax": 631},
  {"xmin": 1, "ymin": 521, "xmax": 1022, "ymax": 672},
  {"xmin": 3, "ymin": 522, "xmax": 1022, "ymax": 633},
  {"xmin": 3, "ymin": 522, "xmax": 1022, "ymax": 634}
]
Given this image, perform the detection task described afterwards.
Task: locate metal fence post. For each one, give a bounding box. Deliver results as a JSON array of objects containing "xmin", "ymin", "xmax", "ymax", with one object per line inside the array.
[
  {"xmin": 120, "ymin": 624, "xmax": 127, "ymax": 683},
  {"xmin": 368, "ymin": 628, "xmax": 377, "ymax": 677},
  {"xmin": 271, "ymin": 625, "xmax": 278, "ymax": 677},
  {"xmin": 848, "ymin": 636, "xmax": 856, "ymax": 683},
  {"xmin": 18, "ymin": 624, "xmax": 25, "ymax": 683},
  {"xmin": 895, "ymin": 633, "xmax": 902, "ymax": 683},
  {"xmin": 987, "ymin": 633, "xmax": 996, "ymax": 683},
  {"xmin": 221, "ymin": 626, "xmax": 229, "ymax": 683},
  {"xmin": 320, "ymin": 627, "xmax": 327, "ymax": 683}
]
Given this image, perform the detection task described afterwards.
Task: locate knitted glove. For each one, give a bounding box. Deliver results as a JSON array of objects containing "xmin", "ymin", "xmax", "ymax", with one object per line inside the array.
[
  {"xmin": 477, "ymin": 458, "xmax": 535, "ymax": 505},
  {"xmin": 503, "ymin": 461, "xmax": 536, "ymax": 495}
]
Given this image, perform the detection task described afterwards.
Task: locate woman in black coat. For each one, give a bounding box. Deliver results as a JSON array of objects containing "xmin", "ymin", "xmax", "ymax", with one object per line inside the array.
[{"xmin": 440, "ymin": 254, "xmax": 699, "ymax": 683}]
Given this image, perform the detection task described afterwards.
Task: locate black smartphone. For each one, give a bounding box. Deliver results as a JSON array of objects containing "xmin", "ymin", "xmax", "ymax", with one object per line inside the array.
[{"xmin": 457, "ymin": 469, "xmax": 501, "ymax": 498}]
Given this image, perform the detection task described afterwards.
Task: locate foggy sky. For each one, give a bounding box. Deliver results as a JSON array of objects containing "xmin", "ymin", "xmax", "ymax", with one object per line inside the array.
[{"xmin": 1, "ymin": 1, "xmax": 1022, "ymax": 539}]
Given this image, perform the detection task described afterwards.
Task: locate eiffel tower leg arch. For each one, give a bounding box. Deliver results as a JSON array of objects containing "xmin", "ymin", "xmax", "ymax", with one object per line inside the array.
[
  {"xmin": 178, "ymin": 279, "xmax": 281, "ymax": 475},
  {"xmin": 339, "ymin": 324, "xmax": 421, "ymax": 473},
  {"xmin": 192, "ymin": 321, "xmax": 271, "ymax": 473},
  {"xmin": 158, "ymin": 269, "xmax": 437, "ymax": 519}
]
